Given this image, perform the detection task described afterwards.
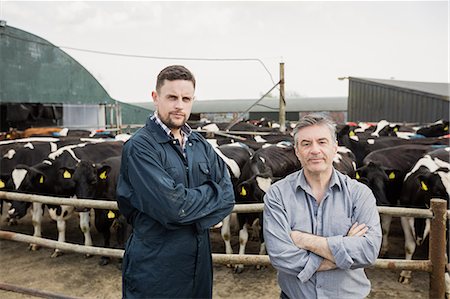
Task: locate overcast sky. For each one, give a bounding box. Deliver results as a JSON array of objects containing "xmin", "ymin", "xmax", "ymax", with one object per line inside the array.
[{"xmin": 1, "ymin": 1, "xmax": 448, "ymax": 103}]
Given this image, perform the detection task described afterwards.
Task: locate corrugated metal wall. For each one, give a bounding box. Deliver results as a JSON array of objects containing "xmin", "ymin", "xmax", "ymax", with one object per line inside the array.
[{"xmin": 348, "ymin": 78, "xmax": 449, "ymax": 123}]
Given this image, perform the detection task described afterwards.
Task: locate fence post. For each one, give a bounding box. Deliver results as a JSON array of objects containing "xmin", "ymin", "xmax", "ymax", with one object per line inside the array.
[{"xmin": 429, "ymin": 198, "xmax": 447, "ymax": 299}]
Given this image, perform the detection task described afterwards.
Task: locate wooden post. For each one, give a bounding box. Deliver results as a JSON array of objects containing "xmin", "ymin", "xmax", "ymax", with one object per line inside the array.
[
  {"xmin": 429, "ymin": 198, "xmax": 447, "ymax": 299},
  {"xmin": 279, "ymin": 62, "xmax": 286, "ymax": 132}
]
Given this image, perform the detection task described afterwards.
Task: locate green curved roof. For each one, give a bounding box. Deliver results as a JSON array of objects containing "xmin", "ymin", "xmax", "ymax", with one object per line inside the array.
[{"xmin": 0, "ymin": 24, "xmax": 114, "ymax": 104}]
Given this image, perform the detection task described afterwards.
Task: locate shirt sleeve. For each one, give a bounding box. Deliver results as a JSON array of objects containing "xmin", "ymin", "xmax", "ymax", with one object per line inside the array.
[
  {"xmin": 327, "ymin": 182, "xmax": 382, "ymax": 269},
  {"xmin": 117, "ymin": 138, "xmax": 235, "ymax": 231},
  {"xmin": 263, "ymin": 184, "xmax": 323, "ymax": 282}
]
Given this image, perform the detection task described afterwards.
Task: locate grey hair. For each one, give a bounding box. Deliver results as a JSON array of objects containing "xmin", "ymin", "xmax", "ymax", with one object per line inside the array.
[{"xmin": 293, "ymin": 113, "xmax": 337, "ymax": 147}]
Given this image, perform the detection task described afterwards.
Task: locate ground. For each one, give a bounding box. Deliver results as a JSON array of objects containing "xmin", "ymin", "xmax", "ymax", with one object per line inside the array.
[{"xmin": 0, "ymin": 206, "xmax": 430, "ymax": 299}]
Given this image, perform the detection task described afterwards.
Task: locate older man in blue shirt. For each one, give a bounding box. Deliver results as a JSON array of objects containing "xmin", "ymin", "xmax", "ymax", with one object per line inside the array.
[{"xmin": 263, "ymin": 113, "xmax": 382, "ymax": 299}]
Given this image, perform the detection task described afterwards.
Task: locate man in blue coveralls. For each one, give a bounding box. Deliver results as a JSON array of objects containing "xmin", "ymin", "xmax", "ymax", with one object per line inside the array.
[{"xmin": 117, "ymin": 65, "xmax": 235, "ymax": 298}]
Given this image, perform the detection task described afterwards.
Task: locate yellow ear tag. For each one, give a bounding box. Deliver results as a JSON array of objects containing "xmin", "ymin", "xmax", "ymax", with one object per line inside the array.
[
  {"xmin": 444, "ymin": 126, "xmax": 449, "ymax": 131},
  {"xmin": 394, "ymin": 127, "xmax": 398, "ymax": 132},
  {"xmin": 39, "ymin": 176, "xmax": 44, "ymax": 184},
  {"xmin": 421, "ymin": 181, "xmax": 428, "ymax": 191},
  {"xmin": 355, "ymin": 172, "xmax": 360, "ymax": 180},
  {"xmin": 6, "ymin": 134, "xmax": 10, "ymax": 139},
  {"xmin": 349, "ymin": 131, "xmax": 355, "ymax": 137},
  {"xmin": 99, "ymin": 171, "xmax": 107, "ymax": 180},
  {"xmin": 240, "ymin": 186, "xmax": 247, "ymax": 196},
  {"xmin": 107, "ymin": 210, "xmax": 115, "ymax": 219},
  {"xmin": 63, "ymin": 170, "xmax": 71, "ymax": 179},
  {"xmin": 0, "ymin": 180, "xmax": 4, "ymax": 188},
  {"xmin": 389, "ymin": 172, "xmax": 395, "ymax": 179}
]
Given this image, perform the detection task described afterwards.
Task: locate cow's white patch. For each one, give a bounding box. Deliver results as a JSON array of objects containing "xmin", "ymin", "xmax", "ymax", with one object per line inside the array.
[
  {"xmin": 256, "ymin": 176, "xmax": 272, "ymax": 193},
  {"xmin": 259, "ymin": 156, "xmax": 266, "ymax": 164},
  {"xmin": 337, "ymin": 146, "xmax": 352, "ymax": 154},
  {"xmin": 434, "ymin": 157, "xmax": 450, "ymax": 170},
  {"xmin": 333, "ymin": 153, "xmax": 342, "ymax": 163},
  {"xmin": 59, "ymin": 128, "xmax": 69, "ymax": 136},
  {"xmin": 115, "ymin": 134, "xmax": 131, "ymax": 142},
  {"xmin": 206, "ymin": 139, "xmax": 219, "ymax": 148},
  {"xmin": 431, "ymin": 120, "xmax": 444, "ymax": 125},
  {"xmin": 48, "ymin": 143, "xmax": 87, "ymax": 162},
  {"xmin": 367, "ymin": 139, "xmax": 375, "ymax": 144},
  {"xmin": 214, "ymin": 148, "xmax": 241, "ymax": 179},
  {"xmin": 350, "ymin": 135, "xmax": 359, "ymax": 141},
  {"xmin": 0, "ymin": 137, "xmax": 59, "ymax": 146},
  {"xmin": 437, "ymin": 171, "xmax": 450, "ymax": 197},
  {"xmin": 261, "ymin": 143, "xmax": 271, "ymax": 149},
  {"xmin": 3, "ymin": 149, "xmax": 16, "ymax": 159},
  {"xmin": 80, "ymin": 138, "xmax": 106, "ymax": 143},
  {"xmin": 405, "ymin": 155, "xmax": 450, "ymax": 181},
  {"xmin": 254, "ymin": 136, "xmax": 267, "ymax": 143},
  {"xmin": 202, "ymin": 123, "xmax": 220, "ymax": 132},
  {"xmin": 43, "ymin": 160, "xmax": 52, "ymax": 165},
  {"xmin": 355, "ymin": 122, "xmax": 371, "ymax": 133},
  {"xmin": 12, "ymin": 169, "xmax": 28, "ymax": 190},
  {"xmin": 445, "ymin": 147, "xmax": 450, "ymax": 152},
  {"xmin": 272, "ymin": 123, "xmax": 281, "ymax": 129},
  {"xmin": 48, "ymin": 205, "xmax": 74, "ymax": 221},
  {"xmin": 371, "ymin": 120, "xmax": 389, "ymax": 137},
  {"xmin": 23, "ymin": 142, "xmax": 34, "ymax": 149},
  {"xmin": 395, "ymin": 132, "xmax": 415, "ymax": 139},
  {"xmin": 50, "ymin": 142, "xmax": 58, "ymax": 152},
  {"xmin": 352, "ymin": 161, "xmax": 357, "ymax": 171},
  {"xmin": 276, "ymin": 141, "xmax": 292, "ymax": 148}
]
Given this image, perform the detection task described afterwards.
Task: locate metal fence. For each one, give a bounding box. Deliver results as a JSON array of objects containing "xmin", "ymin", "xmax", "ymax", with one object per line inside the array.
[{"xmin": 0, "ymin": 191, "xmax": 447, "ymax": 298}]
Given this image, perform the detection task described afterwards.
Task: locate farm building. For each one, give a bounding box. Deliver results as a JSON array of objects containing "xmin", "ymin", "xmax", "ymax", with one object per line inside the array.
[
  {"xmin": 133, "ymin": 96, "xmax": 348, "ymax": 123},
  {"xmin": 347, "ymin": 77, "xmax": 449, "ymax": 123},
  {"xmin": 0, "ymin": 22, "xmax": 150, "ymax": 131}
]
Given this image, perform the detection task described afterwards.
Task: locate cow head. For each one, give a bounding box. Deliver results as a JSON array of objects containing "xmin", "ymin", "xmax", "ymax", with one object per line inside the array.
[
  {"xmin": 355, "ymin": 162, "xmax": 402, "ymax": 206},
  {"xmin": 237, "ymin": 172, "xmax": 275, "ymax": 204},
  {"xmin": 403, "ymin": 167, "xmax": 449, "ymax": 246}
]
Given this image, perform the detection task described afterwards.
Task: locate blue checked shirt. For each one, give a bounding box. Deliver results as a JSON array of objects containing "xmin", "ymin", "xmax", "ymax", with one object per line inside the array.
[
  {"xmin": 263, "ymin": 169, "xmax": 382, "ymax": 299},
  {"xmin": 151, "ymin": 112, "xmax": 192, "ymax": 157}
]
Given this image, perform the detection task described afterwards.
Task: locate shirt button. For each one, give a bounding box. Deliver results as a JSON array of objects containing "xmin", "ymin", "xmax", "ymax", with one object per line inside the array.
[
  {"xmin": 173, "ymin": 140, "xmax": 177, "ymax": 144},
  {"xmin": 189, "ymin": 143, "xmax": 192, "ymax": 146}
]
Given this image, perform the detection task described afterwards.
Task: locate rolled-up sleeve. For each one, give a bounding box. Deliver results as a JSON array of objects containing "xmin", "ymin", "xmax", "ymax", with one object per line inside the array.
[{"xmin": 327, "ymin": 184, "xmax": 382, "ymax": 269}]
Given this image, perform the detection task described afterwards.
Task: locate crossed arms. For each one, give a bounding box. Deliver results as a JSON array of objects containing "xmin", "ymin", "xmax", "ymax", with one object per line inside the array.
[{"xmin": 290, "ymin": 222, "xmax": 368, "ymax": 271}]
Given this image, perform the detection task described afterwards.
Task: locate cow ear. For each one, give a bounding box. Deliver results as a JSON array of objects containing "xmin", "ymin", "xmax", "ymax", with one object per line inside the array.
[
  {"xmin": 97, "ymin": 165, "xmax": 111, "ymax": 180},
  {"xmin": 0, "ymin": 174, "xmax": 10, "ymax": 189}
]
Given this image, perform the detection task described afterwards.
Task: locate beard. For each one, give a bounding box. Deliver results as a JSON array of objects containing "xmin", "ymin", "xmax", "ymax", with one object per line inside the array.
[{"xmin": 159, "ymin": 112, "xmax": 187, "ymax": 130}]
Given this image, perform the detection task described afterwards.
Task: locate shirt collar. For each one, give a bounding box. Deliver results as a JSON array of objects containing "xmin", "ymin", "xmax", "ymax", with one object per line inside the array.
[
  {"xmin": 296, "ymin": 168, "xmax": 342, "ymax": 192},
  {"xmin": 151, "ymin": 111, "xmax": 192, "ymax": 139}
]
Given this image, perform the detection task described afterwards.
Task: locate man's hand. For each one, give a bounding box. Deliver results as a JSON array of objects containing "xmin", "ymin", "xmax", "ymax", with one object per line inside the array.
[{"xmin": 347, "ymin": 222, "xmax": 368, "ymax": 237}]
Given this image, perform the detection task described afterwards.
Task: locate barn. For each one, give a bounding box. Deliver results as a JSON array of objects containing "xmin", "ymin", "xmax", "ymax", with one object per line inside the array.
[
  {"xmin": 347, "ymin": 77, "xmax": 449, "ymax": 123},
  {"xmin": 0, "ymin": 22, "xmax": 150, "ymax": 131}
]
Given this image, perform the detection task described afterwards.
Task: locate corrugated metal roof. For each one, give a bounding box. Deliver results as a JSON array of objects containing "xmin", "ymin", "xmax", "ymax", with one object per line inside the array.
[
  {"xmin": 350, "ymin": 77, "xmax": 449, "ymax": 99},
  {"xmin": 131, "ymin": 97, "xmax": 347, "ymax": 113}
]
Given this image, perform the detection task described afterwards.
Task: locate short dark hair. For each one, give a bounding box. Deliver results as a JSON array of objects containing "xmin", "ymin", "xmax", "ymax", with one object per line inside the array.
[
  {"xmin": 293, "ymin": 113, "xmax": 337, "ymax": 147},
  {"xmin": 156, "ymin": 65, "xmax": 196, "ymax": 92}
]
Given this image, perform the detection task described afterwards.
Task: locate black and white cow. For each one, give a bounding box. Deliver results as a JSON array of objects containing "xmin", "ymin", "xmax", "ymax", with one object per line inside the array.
[
  {"xmin": 355, "ymin": 144, "xmax": 441, "ymax": 256},
  {"xmin": 416, "ymin": 120, "xmax": 449, "ymax": 137},
  {"xmin": 9, "ymin": 141, "xmax": 123, "ymax": 257},
  {"xmin": 209, "ymin": 143, "xmax": 254, "ymax": 261},
  {"xmin": 72, "ymin": 156, "xmax": 128, "ymax": 265},
  {"xmin": 235, "ymin": 143, "xmax": 301, "ymax": 272},
  {"xmin": 398, "ymin": 147, "xmax": 450, "ymax": 288}
]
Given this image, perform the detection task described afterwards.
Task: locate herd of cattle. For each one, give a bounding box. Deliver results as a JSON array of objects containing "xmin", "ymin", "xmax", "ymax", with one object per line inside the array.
[{"xmin": 0, "ymin": 119, "xmax": 449, "ymax": 287}]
